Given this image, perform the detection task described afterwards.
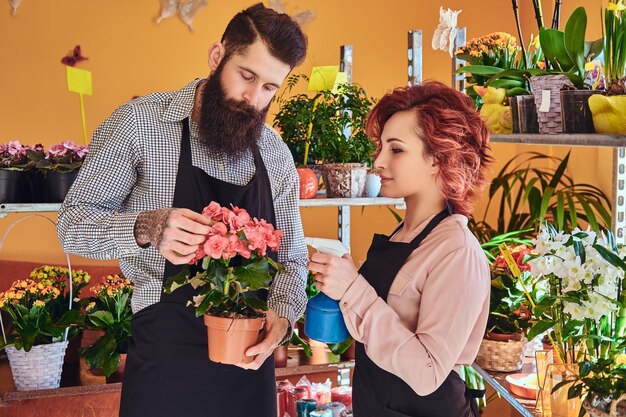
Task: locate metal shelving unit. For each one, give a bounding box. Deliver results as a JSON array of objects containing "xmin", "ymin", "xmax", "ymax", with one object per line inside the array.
[
  {"xmin": 491, "ymin": 133, "xmax": 626, "ymax": 245},
  {"xmin": 0, "ymin": 197, "xmax": 406, "ymax": 250}
]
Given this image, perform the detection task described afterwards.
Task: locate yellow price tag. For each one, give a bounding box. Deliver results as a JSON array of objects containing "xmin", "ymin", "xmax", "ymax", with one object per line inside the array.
[
  {"xmin": 307, "ymin": 65, "xmax": 339, "ymax": 91},
  {"xmin": 66, "ymin": 66, "xmax": 93, "ymax": 96},
  {"xmin": 498, "ymin": 243, "xmax": 521, "ymax": 278}
]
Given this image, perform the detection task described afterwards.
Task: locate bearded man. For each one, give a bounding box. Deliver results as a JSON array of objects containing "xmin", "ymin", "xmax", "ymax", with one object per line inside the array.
[{"xmin": 57, "ymin": 4, "xmax": 308, "ymax": 417}]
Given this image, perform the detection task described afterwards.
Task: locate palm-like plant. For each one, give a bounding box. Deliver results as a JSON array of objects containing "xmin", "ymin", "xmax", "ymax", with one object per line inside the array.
[{"xmin": 471, "ymin": 151, "xmax": 611, "ymax": 253}]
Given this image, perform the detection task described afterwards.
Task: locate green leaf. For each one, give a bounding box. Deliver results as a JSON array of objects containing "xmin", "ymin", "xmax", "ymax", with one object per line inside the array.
[
  {"xmin": 163, "ymin": 266, "xmax": 191, "ymax": 294},
  {"xmin": 563, "ymin": 7, "xmax": 587, "ymax": 77},
  {"xmin": 88, "ymin": 311, "xmax": 115, "ymax": 328},
  {"xmin": 328, "ymin": 336, "xmax": 353, "ymax": 355},
  {"xmin": 455, "ymin": 65, "xmax": 505, "ymax": 75},
  {"xmin": 242, "ymin": 292, "xmax": 268, "ymax": 311},
  {"xmin": 289, "ymin": 331, "xmax": 312, "ymax": 357},
  {"xmin": 236, "ymin": 258, "xmax": 273, "ymax": 291},
  {"xmin": 540, "ymin": 28, "xmax": 575, "ymax": 71},
  {"xmin": 528, "ymin": 320, "xmax": 554, "ymax": 341},
  {"xmin": 593, "ymin": 244, "xmax": 626, "ymax": 272}
]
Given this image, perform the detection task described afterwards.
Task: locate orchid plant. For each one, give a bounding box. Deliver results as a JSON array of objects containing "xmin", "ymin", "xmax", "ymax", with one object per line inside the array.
[{"xmin": 164, "ymin": 202, "xmax": 285, "ymax": 319}]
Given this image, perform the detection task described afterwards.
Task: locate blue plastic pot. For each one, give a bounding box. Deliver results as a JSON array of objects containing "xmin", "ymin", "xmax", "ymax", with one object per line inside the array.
[{"xmin": 304, "ymin": 293, "xmax": 350, "ymax": 343}]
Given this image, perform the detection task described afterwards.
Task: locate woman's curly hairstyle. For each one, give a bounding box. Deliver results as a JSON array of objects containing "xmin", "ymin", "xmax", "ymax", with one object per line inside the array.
[{"xmin": 366, "ymin": 81, "xmax": 493, "ymax": 216}]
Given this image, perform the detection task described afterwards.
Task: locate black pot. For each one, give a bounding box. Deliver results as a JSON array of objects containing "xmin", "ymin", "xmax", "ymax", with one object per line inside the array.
[
  {"xmin": 43, "ymin": 170, "xmax": 79, "ymax": 203},
  {"xmin": 511, "ymin": 95, "xmax": 539, "ymax": 133},
  {"xmin": 28, "ymin": 170, "xmax": 46, "ymax": 203},
  {"xmin": 0, "ymin": 170, "xmax": 31, "ymax": 203},
  {"xmin": 560, "ymin": 89, "xmax": 598, "ymax": 133}
]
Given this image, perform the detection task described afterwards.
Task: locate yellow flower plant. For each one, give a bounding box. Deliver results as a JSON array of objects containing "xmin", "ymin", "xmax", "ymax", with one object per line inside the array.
[{"xmin": 0, "ymin": 279, "xmax": 82, "ymax": 352}]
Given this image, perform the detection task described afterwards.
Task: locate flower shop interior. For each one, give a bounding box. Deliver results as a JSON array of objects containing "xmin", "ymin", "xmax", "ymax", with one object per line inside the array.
[{"xmin": 1, "ymin": 0, "xmax": 626, "ymax": 416}]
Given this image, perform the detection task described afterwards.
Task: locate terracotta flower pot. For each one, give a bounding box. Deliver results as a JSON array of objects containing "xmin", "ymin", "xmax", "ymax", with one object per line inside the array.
[
  {"xmin": 485, "ymin": 331, "xmax": 522, "ymax": 342},
  {"xmin": 274, "ymin": 345, "xmax": 288, "ymax": 368},
  {"xmin": 203, "ymin": 314, "xmax": 265, "ymax": 365}
]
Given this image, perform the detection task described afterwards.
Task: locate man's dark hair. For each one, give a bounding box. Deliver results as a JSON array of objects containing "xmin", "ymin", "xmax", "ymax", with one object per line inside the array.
[{"xmin": 221, "ymin": 2, "xmax": 307, "ymax": 68}]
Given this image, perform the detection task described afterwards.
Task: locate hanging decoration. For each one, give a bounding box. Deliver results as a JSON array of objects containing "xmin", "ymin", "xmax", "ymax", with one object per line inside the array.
[
  {"xmin": 8, "ymin": 0, "xmax": 21, "ymax": 16},
  {"xmin": 268, "ymin": 0, "xmax": 316, "ymax": 27},
  {"xmin": 155, "ymin": 0, "xmax": 208, "ymax": 32},
  {"xmin": 431, "ymin": 6, "xmax": 462, "ymax": 57},
  {"xmin": 61, "ymin": 45, "xmax": 88, "ymax": 67},
  {"xmin": 61, "ymin": 45, "xmax": 92, "ymax": 145}
]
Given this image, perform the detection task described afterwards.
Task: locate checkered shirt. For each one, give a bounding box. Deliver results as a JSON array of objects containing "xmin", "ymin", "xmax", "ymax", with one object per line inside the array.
[{"xmin": 57, "ymin": 79, "xmax": 308, "ymax": 333}]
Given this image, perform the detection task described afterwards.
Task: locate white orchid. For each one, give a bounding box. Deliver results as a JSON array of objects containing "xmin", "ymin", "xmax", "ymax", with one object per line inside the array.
[{"xmin": 431, "ymin": 6, "xmax": 462, "ymax": 57}]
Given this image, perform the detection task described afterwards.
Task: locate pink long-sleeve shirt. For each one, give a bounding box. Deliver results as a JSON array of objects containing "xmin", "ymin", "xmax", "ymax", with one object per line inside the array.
[{"xmin": 339, "ymin": 213, "xmax": 490, "ymax": 396}]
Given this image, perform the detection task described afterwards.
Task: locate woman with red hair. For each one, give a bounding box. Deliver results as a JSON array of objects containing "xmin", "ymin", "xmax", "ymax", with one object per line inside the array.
[{"xmin": 308, "ymin": 81, "xmax": 492, "ymax": 417}]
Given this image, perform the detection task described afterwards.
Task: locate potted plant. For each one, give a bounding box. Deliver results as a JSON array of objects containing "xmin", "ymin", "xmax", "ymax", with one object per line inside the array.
[
  {"xmin": 0, "ymin": 278, "xmax": 83, "ymax": 391},
  {"xmin": 527, "ymin": 224, "xmax": 626, "ymax": 415},
  {"xmin": 164, "ymin": 202, "xmax": 285, "ymax": 365},
  {"xmin": 27, "ymin": 140, "xmax": 89, "ymax": 203},
  {"xmin": 589, "ymin": 0, "xmax": 626, "ymax": 134},
  {"xmin": 30, "ymin": 265, "xmax": 91, "ymax": 386},
  {"xmin": 82, "ymin": 274, "xmax": 133, "ymax": 382},
  {"xmin": 475, "ymin": 244, "xmax": 544, "ymax": 372},
  {"xmin": 534, "ymin": 7, "xmax": 603, "ymax": 134},
  {"xmin": 0, "ymin": 141, "xmax": 43, "ymax": 203},
  {"xmin": 274, "ymin": 77, "xmax": 376, "ymax": 198}
]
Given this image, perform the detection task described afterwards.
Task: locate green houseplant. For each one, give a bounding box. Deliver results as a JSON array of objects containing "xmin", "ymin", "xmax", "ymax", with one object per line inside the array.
[
  {"xmin": 164, "ymin": 202, "xmax": 285, "ymax": 365},
  {"xmin": 274, "ymin": 75, "xmax": 377, "ymax": 198},
  {"xmin": 82, "ymin": 274, "xmax": 133, "ymax": 381}
]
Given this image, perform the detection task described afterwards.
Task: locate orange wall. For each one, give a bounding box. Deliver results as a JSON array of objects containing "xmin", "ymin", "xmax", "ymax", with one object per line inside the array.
[{"xmin": 0, "ymin": 0, "xmax": 610, "ymax": 270}]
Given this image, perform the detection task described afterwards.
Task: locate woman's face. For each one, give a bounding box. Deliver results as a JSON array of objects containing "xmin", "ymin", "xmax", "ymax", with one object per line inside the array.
[{"xmin": 374, "ymin": 110, "xmax": 439, "ymax": 199}]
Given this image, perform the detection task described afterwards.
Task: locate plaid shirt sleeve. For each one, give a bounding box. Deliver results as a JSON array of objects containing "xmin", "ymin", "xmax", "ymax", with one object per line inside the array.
[
  {"xmin": 264, "ymin": 136, "xmax": 309, "ymax": 343},
  {"xmin": 57, "ymin": 103, "xmax": 145, "ymax": 260}
]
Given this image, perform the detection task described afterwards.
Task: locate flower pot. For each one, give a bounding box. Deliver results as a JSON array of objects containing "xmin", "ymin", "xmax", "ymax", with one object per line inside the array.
[
  {"xmin": 274, "ymin": 345, "xmax": 288, "ymax": 368},
  {"xmin": 0, "ymin": 170, "xmax": 30, "ymax": 203},
  {"xmin": 203, "ymin": 314, "xmax": 265, "ymax": 365},
  {"xmin": 510, "ymin": 95, "xmax": 539, "ymax": 133},
  {"xmin": 297, "ymin": 167, "xmax": 319, "ymax": 199},
  {"xmin": 589, "ymin": 94, "xmax": 626, "ymax": 134},
  {"xmin": 560, "ymin": 89, "xmax": 597, "ymax": 133},
  {"xmin": 485, "ymin": 331, "xmax": 522, "ymax": 342},
  {"xmin": 105, "ymin": 353, "xmax": 127, "ymax": 384},
  {"xmin": 43, "ymin": 170, "xmax": 79, "ymax": 203},
  {"xmin": 364, "ymin": 173, "xmax": 381, "ymax": 197},
  {"xmin": 322, "ymin": 163, "xmax": 367, "ymax": 198},
  {"xmin": 475, "ymin": 336, "xmax": 527, "ymax": 372},
  {"xmin": 6, "ymin": 341, "xmax": 68, "ymax": 391},
  {"xmin": 60, "ymin": 331, "xmax": 83, "ymax": 387},
  {"xmin": 530, "ymin": 75, "xmax": 574, "ymax": 134}
]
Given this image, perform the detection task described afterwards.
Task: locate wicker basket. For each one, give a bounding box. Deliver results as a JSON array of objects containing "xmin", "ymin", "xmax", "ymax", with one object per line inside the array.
[
  {"xmin": 322, "ymin": 163, "xmax": 367, "ymax": 198},
  {"xmin": 6, "ymin": 340, "xmax": 68, "ymax": 391},
  {"xmin": 530, "ymin": 75, "xmax": 574, "ymax": 134},
  {"xmin": 475, "ymin": 337, "xmax": 527, "ymax": 372}
]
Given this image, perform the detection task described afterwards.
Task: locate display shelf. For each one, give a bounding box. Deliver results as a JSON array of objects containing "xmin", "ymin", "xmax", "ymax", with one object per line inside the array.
[
  {"xmin": 491, "ymin": 133, "xmax": 626, "ymax": 148},
  {"xmin": 472, "ymin": 360, "xmax": 537, "ymax": 417}
]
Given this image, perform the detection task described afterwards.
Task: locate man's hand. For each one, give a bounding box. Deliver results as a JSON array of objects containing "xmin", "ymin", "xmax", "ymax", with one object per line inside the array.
[
  {"xmin": 134, "ymin": 208, "xmax": 212, "ymax": 264},
  {"xmin": 234, "ymin": 309, "xmax": 289, "ymax": 370}
]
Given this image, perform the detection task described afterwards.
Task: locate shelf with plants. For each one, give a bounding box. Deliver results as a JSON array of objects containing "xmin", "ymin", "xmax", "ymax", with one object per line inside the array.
[{"xmin": 491, "ymin": 133, "xmax": 626, "ymax": 147}]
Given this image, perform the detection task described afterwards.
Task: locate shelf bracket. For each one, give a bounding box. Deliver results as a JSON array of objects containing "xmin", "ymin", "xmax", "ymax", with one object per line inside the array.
[{"xmin": 613, "ymin": 147, "xmax": 626, "ymax": 244}]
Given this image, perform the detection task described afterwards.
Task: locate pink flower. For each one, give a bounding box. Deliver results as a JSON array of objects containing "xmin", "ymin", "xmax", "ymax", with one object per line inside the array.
[
  {"xmin": 210, "ymin": 222, "xmax": 228, "ymax": 236},
  {"xmin": 266, "ymin": 229, "xmax": 283, "ymax": 252},
  {"xmin": 203, "ymin": 235, "xmax": 230, "ymax": 259},
  {"xmin": 221, "ymin": 235, "xmax": 239, "ymax": 260},
  {"xmin": 231, "ymin": 205, "xmax": 252, "ymax": 227},
  {"xmin": 202, "ymin": 201, "xmax": 223, "ymax": 222},
  {"xmin": 188, "ymin": 246, "xmax": 206, "ymax": 265}
]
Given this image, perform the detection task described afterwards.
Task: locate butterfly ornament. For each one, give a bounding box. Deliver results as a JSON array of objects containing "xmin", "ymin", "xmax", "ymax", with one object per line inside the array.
[
  {"xmin": 156, "ymin": 0, "xmax": 208, "ymax": 32},
  {"xmin": 431, "ymin": 6, "xmax": 462, "ymax": 57},
  {"xmin": 268, "ymin": 0, "xmax": 316, "ymax": 27}
]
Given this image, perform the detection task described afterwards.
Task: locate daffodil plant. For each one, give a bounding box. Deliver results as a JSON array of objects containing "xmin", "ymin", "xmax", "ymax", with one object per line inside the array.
[{"xmin": 604, "ymin": 0, "xmax": 626, "ymax": 94}]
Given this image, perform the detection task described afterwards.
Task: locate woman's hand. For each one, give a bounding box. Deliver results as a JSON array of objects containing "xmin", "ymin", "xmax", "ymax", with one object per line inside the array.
[{"xmin": 307, "ymin": 253, "xmax": 359, "ymax": 300}]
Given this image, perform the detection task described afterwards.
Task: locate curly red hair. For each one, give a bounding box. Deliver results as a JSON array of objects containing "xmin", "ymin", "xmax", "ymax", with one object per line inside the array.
[{"xmin": 366, "ymin": 81, "xmax": 492, "ymax": 216}]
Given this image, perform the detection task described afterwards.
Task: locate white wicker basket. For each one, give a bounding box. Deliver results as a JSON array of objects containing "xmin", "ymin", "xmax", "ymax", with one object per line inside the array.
[
  {"xmin": 6, "ymin": 341, "xmax": 68, "ymax": 391},
  {"xmin": 475, "ymin": 337, "xmax": 527, "ymax": 372}
]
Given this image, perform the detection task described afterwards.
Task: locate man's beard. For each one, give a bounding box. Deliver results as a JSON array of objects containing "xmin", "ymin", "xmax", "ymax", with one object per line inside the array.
[{"xmin": 196, "ymin": 66, "xmax": 269, "ymax": 156}]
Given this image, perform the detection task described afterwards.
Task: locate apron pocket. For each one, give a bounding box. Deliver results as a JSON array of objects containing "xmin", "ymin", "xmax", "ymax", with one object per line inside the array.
[{"xmin": 388, "ymin": 272, "xmax": 411, "ymax": 296}]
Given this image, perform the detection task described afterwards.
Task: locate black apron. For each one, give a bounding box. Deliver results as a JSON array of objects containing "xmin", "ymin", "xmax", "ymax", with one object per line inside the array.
[
  {"xmin": 120, "ymin": 119, "xmax": 277, "ymax": 417},
  {"xmin": 353, "ymin": 209, "xmax": 484, "ymax": 417}
]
